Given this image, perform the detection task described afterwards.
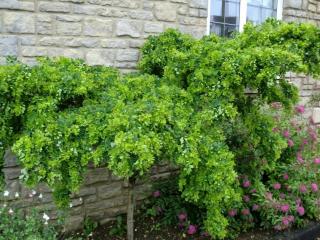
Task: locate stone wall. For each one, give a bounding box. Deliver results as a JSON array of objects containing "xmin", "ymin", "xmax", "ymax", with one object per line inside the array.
[
  {"xmin": 2, "ymin": 149, "xmax": 178, "ymax": 231},
  {"xmin": 0, "ymin": 0, "xmax": 207, "ymax": 71},
  {"xmin": 283, "ymin": 0, "xmax": 320, "ymax": 123}
]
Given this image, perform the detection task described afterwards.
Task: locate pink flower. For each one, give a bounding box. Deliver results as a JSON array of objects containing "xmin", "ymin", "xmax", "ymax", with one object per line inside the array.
[
  {"xmin": 287, "ymin": 139, "xmax": 294, "ymax": 147},
  {"xmin": 303, "ymin": 138, "xmax": 308, "ymax": 145},
  {"xmin": 295, "ymin": 105, "xmax": 305, "ymax": 114},
  {"xmin": 311, "ymin": 183, "xmax": 318, "ymax": 192},
  {"xmin": 252, "ymin": 204, "xmax": 260, "ymax": 211},
  {"xmin": 282, "ymin": 217, "xmax": 289, "ymax": 226},
  {"xmin": 314, "ymin": 158, "xmax": 320, "ymax": 165},
  {"xmin": 283, "ymin": 130, "xmax": 290, "ymax": 138},
  {"xmin": 283, "ymin": 173, "xmax": 289, "ymax": 180},
  {"xmin": 280, "ymin": 193, "xmax": 286, "ymax": 199},
  {"xmin": 178, "ymin": 212, "xmax": 187, "ymax": 221},
  {"xmin": 187, "ymin": 225, "xmax": 197, "ymax": 235},
  {"xmin": 153, "ymin": 190, "xmax": 161, "ymax": 198},
  {"xmin": 228, "ymin": 209, "xmax": 237, "ymax": 217},
  {"xmin": 241, "ymin": 208, "xmax": 250, "ymax": 216},
  {"xmin": 273, "ymin": 183, "xmax": 281, "ymax": 190},
  {"xmin": 297, "ymin": 206, "xmax": 305, "ymax": 216},
  {"xmin": 243, "ymin": 195, "xmax": 250, "ymax": 203},
  {"xmin": 280, "ymin": 204, "xmax": 290, "ymax": 213},
  {"xmin": 299, "ymin": 185, "xmax": 307, "ymax": 193},
  {"xmin": 242, "ymin": 180, "xmax": 251, "ymax": 188}
]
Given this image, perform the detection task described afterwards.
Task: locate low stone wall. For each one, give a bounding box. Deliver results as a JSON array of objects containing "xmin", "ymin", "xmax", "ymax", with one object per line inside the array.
[{"xmin": 1, "ymin": 149, "xmax": 178, "ymax": 231}]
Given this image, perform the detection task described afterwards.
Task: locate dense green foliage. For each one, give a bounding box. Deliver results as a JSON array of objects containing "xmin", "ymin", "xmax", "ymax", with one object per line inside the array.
[
  {"xmin": 138, "ymin": 20, "xmax": 320, "ymax": 237},
  {"xmin": 1, "ymin": 58, "xmax": 119, "ymax": 205},
  {"xmin": 0, "ymin": 19, "xmax": 319, "ymax": 238},
  {"xmin": 0, "ymin": 206, "xmax": 58, "ymax": 240}
]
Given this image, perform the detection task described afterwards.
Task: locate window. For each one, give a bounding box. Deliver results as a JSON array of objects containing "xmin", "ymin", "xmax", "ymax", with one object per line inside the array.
[{"xmin": 207, "ymin": 0, "xmax": 283, "ymax": 37}]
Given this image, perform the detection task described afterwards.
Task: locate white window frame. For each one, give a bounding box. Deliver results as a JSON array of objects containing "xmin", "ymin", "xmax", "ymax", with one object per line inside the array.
[{"xmin": 207, "ymin": 0, "xmax": 283, "ymax": 35}]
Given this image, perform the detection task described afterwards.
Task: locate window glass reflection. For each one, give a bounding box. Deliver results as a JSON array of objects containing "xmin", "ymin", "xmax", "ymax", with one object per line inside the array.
[
  {"xmin": 247, "ymin": 0, "xmax": 277, "ymax": 25},
  {"xmin": 210, "ymin": 0, "xmax": 279, "ymax": 37},
  {"xmin": 210, "ymin": 0, "xmax": 240, "ymax": 37}
]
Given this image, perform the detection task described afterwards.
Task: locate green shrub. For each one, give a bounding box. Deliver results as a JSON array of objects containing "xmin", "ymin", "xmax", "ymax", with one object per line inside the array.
[
  {"xmin": 137, "ymin": 20, "xmax": 320, "ymax": 238},
  {"xmin": 2, "ymin": 58, "xmax": 120, "ymax": 206},
  {"xmin": 0, "ymin": 19, "xmax": 319, "ymax": 239}
]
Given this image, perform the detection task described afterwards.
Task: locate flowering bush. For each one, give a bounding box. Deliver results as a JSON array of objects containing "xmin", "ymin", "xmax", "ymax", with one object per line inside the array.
[
  {"xmin": 227, "ymin": 103, "xmax": 320, "ymax": 235},
  {"xmin": 145, "ymin": 178, "xmax": 208, "ymax": 237}
]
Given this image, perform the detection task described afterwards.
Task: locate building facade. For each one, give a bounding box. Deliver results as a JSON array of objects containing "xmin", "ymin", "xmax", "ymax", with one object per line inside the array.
[{"xmin": 0, "ymin": 0, "xmax": 320, "ymax": 231}]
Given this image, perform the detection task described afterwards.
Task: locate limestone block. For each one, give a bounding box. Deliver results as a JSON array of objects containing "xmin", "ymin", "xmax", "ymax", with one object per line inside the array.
[
  {"xmin": 144, "ymin": 22, "xmax": 164, "ymax": 33},
  {"xmin": 84, "ymin": 168, "xmax": 110, "ymax": 185},
  {"xmin": 86, "ymin": 49, "xmax": 115, "ymax": 66},
  {"xmin": 190, "ymin": 0, "xmax": 208, "ymax": 9},
  {"xmin": 116, "ymin": 49, "xmax": 139, "ymax": 62},
  {"xmin": 155, "ymin": 3, "xmax": 177, "ymax": 22},
  {"xmin": 36, "ymin": 15, "xmax": 54, "ymax": 35},
  {"xmin": 39, "ymin": 2, "xmax": 71, "ymax": 13},
  {"xmin": 3, "ymin": 12, "xmax": 35, "ymax": 34},
  {"xmin": 57, "ymin": 22, "xmax": 82, "ymax": 36},
  {"xmin": 0, "ymin": 0, "xmax": 34, "ymax": 11},
  {"xmin": 97, "ymin": 182, "xmax": 123, "ymax": 199},
  {"xmin": 312, "ymin": 108, "xmax": 320, "ymax": 123},
  {"xmin": 129, "ymin": 10, "xmax": 154, "ymax": 20},
  {"xmin": 283, "ymin": 0, "xmax": 303, "ymax": 9},
  {"xmin": 116, "ymin": 20, "xmax": 142, "ymax": 38},
  {"xmin": 83, "ymin": 18, "xmax": 113, "ymax": 37},
  {"xmin": 101, "ymin": 39, "xmax": 128, "ymax": 48}
]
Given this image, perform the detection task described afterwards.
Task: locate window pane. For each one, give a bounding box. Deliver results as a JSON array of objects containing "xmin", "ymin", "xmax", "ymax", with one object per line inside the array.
[
  {"xmin": 210, "ymin": 0, "xmax": 240, "ymax": 37},
  {"xmin": 247, "ymin": 0, "xmax": 277, "ymax": 25}
]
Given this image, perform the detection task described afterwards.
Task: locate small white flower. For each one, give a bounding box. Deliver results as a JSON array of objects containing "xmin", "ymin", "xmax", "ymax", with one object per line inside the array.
[
  {"xmin": 44, "ymin": 221, "xmax": 48, "ymax": 225},
  {"xmin": 79, "ymin": 197, "xmax": 82, "ymax": 202},
  {"xmin": 28, "ymin": 193, "xmax": 33, "ymax": 198},
  {"xmin": 3, "ymin": 190, "xmax": 9, "ymax": 197},
  {"xmin": 3, "ymin": 204, "xmax": 7, "ymax": 208},
  {"xmin": 14, "ymin": 192, "xmax": 19, "ymax": 198},
  {"xmin": 39, "ymin": 193, "xmax": 43, "ymax": 199},
  {"xmin": 69, "ymin": 203, "xmax": 73, "ymax": 208},
  {"xmin": 43, "ymin": 213, "xmax": 50, "ymax": 221},
  {"xmin": 8, "ymin": 208, "xmax": 13, "ymax": 214},
  {"xmin": 31, "ymin": 190, "xmax": 37, "ymax": 195}
]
